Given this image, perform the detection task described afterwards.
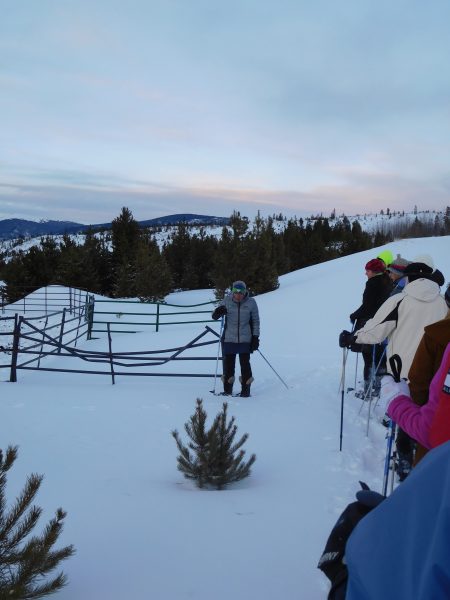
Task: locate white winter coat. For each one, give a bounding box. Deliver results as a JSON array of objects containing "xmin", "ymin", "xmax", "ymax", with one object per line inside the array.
[{"xmin": 355, "ymin": 278, "xmax": 448, "ymax": 379}]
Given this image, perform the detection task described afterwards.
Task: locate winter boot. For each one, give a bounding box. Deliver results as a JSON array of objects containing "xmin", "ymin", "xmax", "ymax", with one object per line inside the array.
[
  {"xmin": 355, "ymin": 380, "xmax": 371, "ymax": 400},
  {"xmin": 395, "ymin": 450, "xmax": 413, "ymax": 482},
  {"xmin": 221, "ymin": 375, "xmax": 234, "ymax": 396},
  {"xmin": 373, "ymin": 375, "xmax": 383, "ymax": 397},
  {"xmin": 239, "ymin": 376, "xmax": 254, "ymax": 397},
  {"xmin": 396, "ymin": 459, "xmax": 412, "ymax": 482}
]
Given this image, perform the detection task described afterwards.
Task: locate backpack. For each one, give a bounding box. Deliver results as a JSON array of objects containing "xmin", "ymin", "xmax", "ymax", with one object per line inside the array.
[{"xmin": 317, "ymin": 483, "xmax": 384, "ymax": 599}]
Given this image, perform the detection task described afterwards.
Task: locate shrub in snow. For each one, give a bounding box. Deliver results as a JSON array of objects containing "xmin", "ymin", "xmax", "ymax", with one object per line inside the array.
[
  {"xmin": 172, "ymin": 399, "xmax": 256, "ymax": 490},
  {"xmin": 0, "ymin": 445, "xmax": 75, "ymax": 599}
]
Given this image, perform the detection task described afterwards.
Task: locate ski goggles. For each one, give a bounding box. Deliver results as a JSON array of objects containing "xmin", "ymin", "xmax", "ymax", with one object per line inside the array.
[{"xmin": 232, "ymin": 286, "xmax": 246, "ymax": 294}]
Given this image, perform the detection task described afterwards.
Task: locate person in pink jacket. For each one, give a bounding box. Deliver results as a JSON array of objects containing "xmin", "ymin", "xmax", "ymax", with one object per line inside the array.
[{"xmin": 380, "ymin": 342, "xmax": 450, "ymax": 449}]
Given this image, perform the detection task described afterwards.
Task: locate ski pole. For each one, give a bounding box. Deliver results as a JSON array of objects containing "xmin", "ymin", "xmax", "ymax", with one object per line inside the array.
[
  {"xmin": 340, "ymin": 322, "xmax": 356, "ymax": 393},
  {"xmin": 353, "ymin": 351, "xmax": 359, "ymax": 392},
  {"xmin": 382, "ymin": 419, "xmax": 397, "ymax": 497},
  {"xmin": 257, "ymin": 349, "xmax": 289, "ymax": 390},
  {"xmin": 211, "ymin": 316, "xmax": 224, "ymax": 395},
  {"xmin": 381, "ymin": 354, "xmax": 402, "ymax": 497},
  {"xmin": 357, "ymin": 344, "xmax": 387, "ymax": 416},
  {"xmin": 339, "ymin": 347, "xmax": 347, "ymax": 451},
  {"xmin": 364, "ymin": 345, "xmax": 378, "ymax": 435}
]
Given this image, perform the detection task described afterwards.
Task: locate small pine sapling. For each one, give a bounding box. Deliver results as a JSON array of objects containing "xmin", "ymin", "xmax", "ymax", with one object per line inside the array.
[
  {"xmin": 172, "ymin": 398, "xmax": 212, "ymax": 488},
  {"xmin": 0, "ymin": 445, "xmax": 75, "ymax": 599},
  {"xmin": 172, "ymin": 399, "xmax": 256, "ymax": 490},
  {"xmin": 208, "ymin": 402, "xmax": 256, "ymax": 490}
]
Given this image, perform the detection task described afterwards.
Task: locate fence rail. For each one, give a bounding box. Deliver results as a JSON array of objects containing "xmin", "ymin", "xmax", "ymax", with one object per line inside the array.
[
  {"xmin": 90, "ymin": 297, "xmax": 216, "ymax": 335},
  {"xmin": 0, "ymin": 285, "xmax": 222, "ymax": 384},
  {"xmin": 7, "ymin": 312, "xmax": 221, "ymax": 383},
  {"xmin": 5, "ymin": 304, "xmax": 90, "ymax": 380},
  {"xmin": 1, "ymin": 285, "xmax": 89, "ymax": 316}
]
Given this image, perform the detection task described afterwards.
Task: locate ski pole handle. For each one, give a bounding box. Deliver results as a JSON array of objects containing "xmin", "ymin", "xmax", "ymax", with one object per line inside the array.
[{"xmin": 389, "ymin": 354, "xmax": 402, "ymax": 382}]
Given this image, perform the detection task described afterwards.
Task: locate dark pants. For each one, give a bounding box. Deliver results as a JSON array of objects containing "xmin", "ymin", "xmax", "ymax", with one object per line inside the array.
[
  {"xmin": 223, "ymin": 353, "xmax": 252, "ymax": 385},
  {"xmin": 362, "ymin": 344, "xmax": 386, "ymax": 383}
]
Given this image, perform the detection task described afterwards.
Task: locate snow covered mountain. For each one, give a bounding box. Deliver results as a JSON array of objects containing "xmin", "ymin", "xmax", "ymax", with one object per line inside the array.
[{"xmin": 0, "ymin": 214, "xmax": 230, "ymax": 240}]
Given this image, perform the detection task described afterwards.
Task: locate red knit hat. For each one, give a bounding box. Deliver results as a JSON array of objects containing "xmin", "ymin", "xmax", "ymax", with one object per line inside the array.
[{"xmin": 365, "ymin": 258, "xmax": 385, "ymax": 273}]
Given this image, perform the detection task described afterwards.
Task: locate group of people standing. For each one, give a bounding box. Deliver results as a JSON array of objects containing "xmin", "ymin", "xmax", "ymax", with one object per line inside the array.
[
  {"xmin": 340, "ymin": 250, "xmax": 450, "ymax": 480},
  {"xmin": 326, "ymin": 250, "xmax": 450, "ymax": 599}
]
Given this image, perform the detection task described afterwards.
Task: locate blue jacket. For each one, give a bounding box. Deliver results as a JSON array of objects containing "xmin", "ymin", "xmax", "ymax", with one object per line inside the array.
[{"xmin": 345, "ymin": 441, "xmax": 450, "ymax": 599}]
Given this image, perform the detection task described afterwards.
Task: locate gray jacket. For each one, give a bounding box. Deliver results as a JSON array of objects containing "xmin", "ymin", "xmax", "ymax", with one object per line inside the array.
[{"xmin": 219, "ymin": 293, "xmax": 260, "ymax": 344}]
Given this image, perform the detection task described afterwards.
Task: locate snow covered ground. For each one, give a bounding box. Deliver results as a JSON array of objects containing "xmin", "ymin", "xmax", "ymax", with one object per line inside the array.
[{"xmin": 1, "ymin": 236, "xmax": 449, "ymax": 599}]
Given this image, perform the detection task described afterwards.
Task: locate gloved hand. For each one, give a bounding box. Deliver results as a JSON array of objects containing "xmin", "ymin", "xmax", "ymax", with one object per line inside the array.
[
  {"xmin": 250, "ymin": 335, "xmax": 259, "ymax": 353},
  {"xmin": 349, "ymin": 312, "xmax": 357, "ymax": 324},
  {"xmin": 339, "ymin": 330, "xmax": 356, "ymax": 348},
  {"xmin": 212, "ymin": 305, "xmax": 227, "ymax": 320},
  {"xmin": 379, "ymin": 375, "xmax": 410, "ymax": 414}
]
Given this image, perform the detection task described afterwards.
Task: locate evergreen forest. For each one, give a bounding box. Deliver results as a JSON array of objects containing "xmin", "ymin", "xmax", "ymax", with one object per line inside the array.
[{"xmin": 1, "ymin": 206, "xmax": 449, "ymax": 304}]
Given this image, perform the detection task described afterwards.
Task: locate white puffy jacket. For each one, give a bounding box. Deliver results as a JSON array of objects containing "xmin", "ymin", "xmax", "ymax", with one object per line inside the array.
[{"xmin": 355, "ymin": 278, "xmax": 448, "ymax": 379}]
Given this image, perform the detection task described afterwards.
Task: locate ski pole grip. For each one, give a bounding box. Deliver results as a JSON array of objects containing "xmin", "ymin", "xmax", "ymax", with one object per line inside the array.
[{"xmin": 389, "ymin": 354, "xmax": 402, "ymax": 383}]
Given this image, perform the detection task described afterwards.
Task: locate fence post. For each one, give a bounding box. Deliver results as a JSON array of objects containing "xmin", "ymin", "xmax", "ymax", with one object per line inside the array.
[
  {"xmin": 74, "ymin": 310, "xmax": 82, "ymax": 348},
  {"xmin": 37, "ymin": 316, "xmax": 49, "ymax": 368},
  {"xmin": 57, "ymin": 308, "xmax": 67, "ymax": 353},
  {"xmin": 9, "ymin": 314, "xmax": 22, "ymax": 383},
  {"xmin": 107, "ymin": 322, "xmax": 115, "ymax": 385},
  {"xmin": 156, "ymin": 302, "xmax": 160, "ymax": 332},
  {"xmin": 86, "ymin": 295, "xmax": 95, "ymax": 340}
]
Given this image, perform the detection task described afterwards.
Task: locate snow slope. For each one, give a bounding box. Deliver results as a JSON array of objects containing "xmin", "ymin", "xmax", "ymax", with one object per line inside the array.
[{"xmin": 1, "ymin": 236, "xmax": 449, "ymax": 600}]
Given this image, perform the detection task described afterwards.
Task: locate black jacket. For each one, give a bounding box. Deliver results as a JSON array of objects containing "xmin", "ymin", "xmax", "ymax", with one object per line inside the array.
[{"xmin": 351, "ymin": 273, "xmax": 392, "ymax": 331}]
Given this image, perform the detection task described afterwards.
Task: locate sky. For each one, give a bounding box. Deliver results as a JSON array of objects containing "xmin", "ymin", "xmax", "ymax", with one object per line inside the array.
[
  {"xmin": 1, "ymin": 1, "xmax": 450, "ymax": 224},
  {"xmin": 0, "ymin": 235, "xmax": 449, "ymax": 598}
]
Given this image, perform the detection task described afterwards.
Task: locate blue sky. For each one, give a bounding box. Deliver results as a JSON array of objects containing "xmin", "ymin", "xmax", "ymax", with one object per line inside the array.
[{"xmin": 1, "ymin": 0, "xmax": 450, "ymax": 224}]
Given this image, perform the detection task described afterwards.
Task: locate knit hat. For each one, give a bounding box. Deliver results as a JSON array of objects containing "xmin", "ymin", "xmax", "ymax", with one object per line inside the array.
[
  {"xmin": 413, "ymin": 254, "xmax": 434, "ymax": 269},
  {"xmin": 403, "ymin": 262, "xmax": 433, "ymax": 282},
  {"xmin": 387, "ymin": 254, "xmax": 411, "ymax": 276},
  {"xmin": 232, "ymin": 280, "xmax": 247, "ymax": 292},
  {"xmin": 377, "ymin": 250, "xmax": 394, "ymax": 266},
  {"xmin": 365, "ymin": 258, "xmax": 386, "ymax": 273}
]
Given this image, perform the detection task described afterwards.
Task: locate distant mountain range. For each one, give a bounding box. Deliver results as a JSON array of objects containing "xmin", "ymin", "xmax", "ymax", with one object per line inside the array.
[{"xmin": 0, "ymin": 214, "xmax": 230, "ymax": 240}]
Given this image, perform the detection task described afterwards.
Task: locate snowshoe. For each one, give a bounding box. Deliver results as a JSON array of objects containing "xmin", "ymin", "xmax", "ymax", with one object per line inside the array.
[{"xmin": 396, "ymin": 459, "xmax": 411, "ymax": 482}]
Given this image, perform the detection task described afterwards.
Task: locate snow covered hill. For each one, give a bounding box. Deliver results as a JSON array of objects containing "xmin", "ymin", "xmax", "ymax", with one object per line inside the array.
[{"xmin": 1, "ymin": 235, "xmax": 449, "ymax": 600}]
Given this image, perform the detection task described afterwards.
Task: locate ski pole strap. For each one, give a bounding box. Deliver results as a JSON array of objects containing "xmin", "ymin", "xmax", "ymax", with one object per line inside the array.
[{"xmin": 389, "ymin": 354, "xmax": 402, "ymax": 383}]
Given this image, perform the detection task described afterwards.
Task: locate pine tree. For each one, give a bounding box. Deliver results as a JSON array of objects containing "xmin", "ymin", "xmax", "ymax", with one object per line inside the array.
[
  {"xmin": 244, "ymin": 216, "xmax": 279, "ymax": 294},
  {"xmin": 208, "ymin": 402, "xmax": 256, "ymax": 490},
  {"xmin": 0, "ymin": 446, "xmax": 75, "ymax": 599},
  {"xmin": 162, "ymin": 222, "xmax": 192, "ymax": 289},
  {"xmin": 135, "ymin": 236, "xmax": 172, "ymax": 302},
  {"xmin": 111, "ymin": 207, "xmax": 141, "ymax": 297},
  {"xmin": 172, "ymin": 399, "xmax": 212, "ymax": 489},
  {"xmin": 172, "ymin": 399, "xmax": 256, "ymax": 490}
]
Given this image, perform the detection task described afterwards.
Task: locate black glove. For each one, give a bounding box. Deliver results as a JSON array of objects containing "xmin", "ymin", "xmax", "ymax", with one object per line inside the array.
[
  {"xmin": 339, "ymin": 330, "xmax": 356, "ymax": 349},
  {"xmin": 349, "ymin": 313, "xmax": 357, "ymax": 324},
  {"xmin": 250, "ymin": 336, "xmax": 259, "ymax": 353},
  {"xmin": 212, "ymin": 305, "xmax": 227, "ymax": 320}
]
